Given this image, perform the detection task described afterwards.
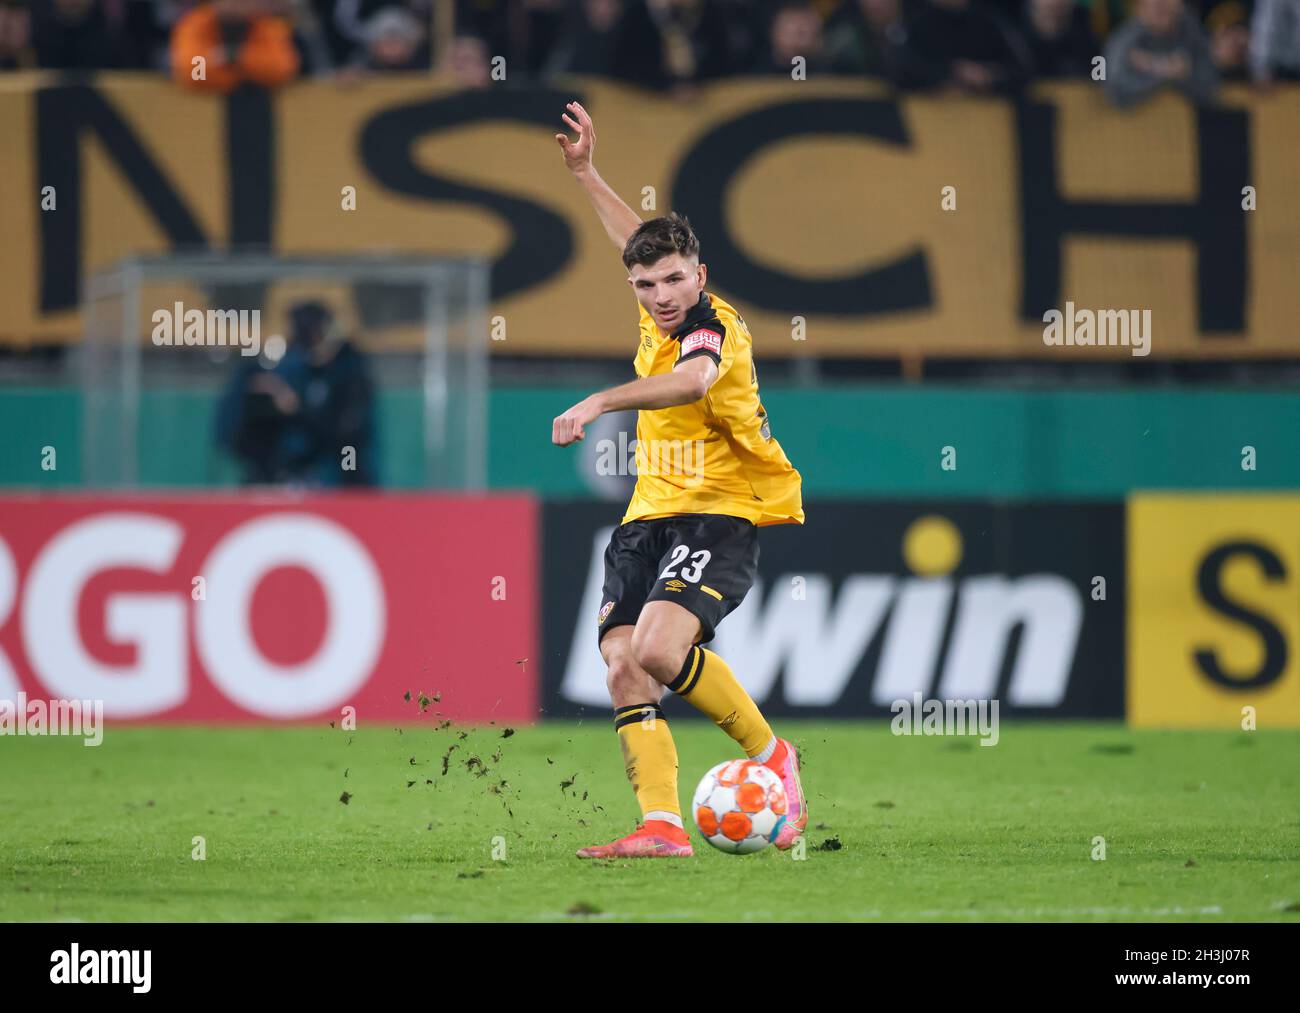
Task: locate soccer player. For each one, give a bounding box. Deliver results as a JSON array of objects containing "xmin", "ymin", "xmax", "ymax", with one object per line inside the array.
[{"xmin": 552, "ymin": 101, "xmax": 808, "ymax": 858}]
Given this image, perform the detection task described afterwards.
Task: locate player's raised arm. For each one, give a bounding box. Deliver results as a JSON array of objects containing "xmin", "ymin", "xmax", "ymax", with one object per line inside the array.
[{"xmin": 556, "ymin": 100, "xmax": 643, "ymax": 253}]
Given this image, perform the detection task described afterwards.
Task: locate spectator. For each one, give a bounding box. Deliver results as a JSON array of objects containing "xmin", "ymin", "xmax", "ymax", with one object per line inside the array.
[
  {"xmin": 437, "ymin": 32, "xmax": 492, "ymax": 86},
  {"xmin": 32, "ymin": 0, "xmax": 146, "ymax": 69},
  {"xmin": 215, "ymin": 353, "xmax": 291, "ymax": 485},
  {"xmin": 332, "ymin": 0, "xmax": 432, "ymax": 64},
  {"xmin": 1103, "ymin": 0, "xmax": 1218, "ymax": 105},
  {"xmin": 126, "ymin": 0, "xmax": 192, "ymax": 73},
  {"xmin": 351, "ymin": 5, "xmax": 430, "ymax": 71},
  {"xmin": 754, "ymin": 0, "xmax": 833, "ymax": 76},
  {"xmin": 449, "ymin": 0, "xmax": 755, "ymax": 86},
  {"xmin": 171, "ymin": 0, "xmax": 300, "ymax": 92},
  {"xmin": 281, "ymin": 0, "xmax": 335, "ymax": 75},
  {"xmin": 1204, "ymin": 0, "xmax": 1250, "ymax": 78},
  {"xmin": 1249, "ymin": 0, "xmax": 1300, "ymax": 83},
  {"xmin": 542, "ymin": 0, "xmax": 626, "ymax": 78},
  {"xmin": 899, "ymin": 0, "xmax": 1034, "ymax": 93},
  {"xmin": 1023, "ymin": 0, "xmax": 1100, "ymax": 76},
  {"xmin": 0, "ymin": 0, "xmax": 34, "ymax": 70},
  {"xmin": 598, "ymin": 0, "xmax": 739, "ymax": 93},
  {"xmin": 1077, "ymin": 0, "xmax": 1134, "ymax": 39},
  {"xmin": 516, "ymin": 0, "xmax": 568, "ymax": 79},
  {"xmin": 215, "ymin": 301, "xmax": 378, "ymax": 487},
  {"xmin": 824, "ymin": 0, "xmax": 909, "ymax": 81},
  {"xmin": 451, "ymin": 0, "xmax": 513, "ymax": 71}
]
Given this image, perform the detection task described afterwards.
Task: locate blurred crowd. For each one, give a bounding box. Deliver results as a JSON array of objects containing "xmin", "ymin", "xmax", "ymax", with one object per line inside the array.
[{"xmin": 0, "ymin": 0, "xmax": 1297, "ymax": 105}]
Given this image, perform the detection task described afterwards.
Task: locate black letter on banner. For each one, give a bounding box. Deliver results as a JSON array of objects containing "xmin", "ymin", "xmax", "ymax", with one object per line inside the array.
[
  {"xmin": 670, "ymin": 100, "xmax": 931, "ymax": 315},
  {"xmin": 1194, "ymin": 541, "xmax": 1287, "ymax": 689},
  {"xmin": 227, "ymin": 86, "xmax": 273, "ymax": 250},
  {"xmin": 1018, "ymin": 102, "xmax": 1248, "ymax": 333},
  {"xmin": 36, "ymin": 84, "xmax": 208, "ymax": 313},
  {"xmin": 216, "ymin": 86, "xmax": 276, "ymax": 313},
  {"xmin": 360, "ymin": 89, "xmax": 574, "ymax": 299}
]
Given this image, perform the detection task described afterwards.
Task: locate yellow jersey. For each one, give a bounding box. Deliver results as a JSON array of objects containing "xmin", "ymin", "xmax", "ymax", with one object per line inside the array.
[{"xmin": 622, "ymin": 290, "xmax": 804, "ymax": 527}]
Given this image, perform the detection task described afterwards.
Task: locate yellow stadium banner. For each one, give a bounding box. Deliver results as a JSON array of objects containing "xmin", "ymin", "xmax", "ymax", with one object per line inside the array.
[
  {"xmin": 1129, "ymin": 494, "xmax": 1300, "ymax": 728},
  {"xmin": 1, "ymin": 73, "xmax": 1297, "ymax": 357}
]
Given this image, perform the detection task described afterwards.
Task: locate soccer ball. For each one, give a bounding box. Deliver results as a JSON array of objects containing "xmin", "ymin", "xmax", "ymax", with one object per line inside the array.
[{"xmin": 692, "ymin": 758, "xmax": 787, "ymax": 854}]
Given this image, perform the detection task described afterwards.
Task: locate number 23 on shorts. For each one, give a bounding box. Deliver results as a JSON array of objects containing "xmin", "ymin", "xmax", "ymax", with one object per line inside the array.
[{"xmin": 659, "ymin": 545, "xmax": 712, "ymax": 583}]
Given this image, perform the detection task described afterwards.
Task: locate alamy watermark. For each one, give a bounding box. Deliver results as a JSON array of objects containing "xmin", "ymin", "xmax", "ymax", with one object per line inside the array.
[
  {"xmin": 50, "ymin": 944, "xmax": 150, "ymax": 992},
  {"xmin": 0, "ymin": 693, "xmax": 104, "ymax": 746},
  {"xmin": 151, "ymin": 302, "xmax": 261, "ymax": 356},
  {"xmin": 595, "ymin": 433, "xmax": 706, "ymax": 487},
  {"xmin": 1043, "ymin": 303, "xmax": 1150, "ymax": 357},
  {"xmin": 890, "ymin": 692, "xmax": 1000, "ymax": 746}
]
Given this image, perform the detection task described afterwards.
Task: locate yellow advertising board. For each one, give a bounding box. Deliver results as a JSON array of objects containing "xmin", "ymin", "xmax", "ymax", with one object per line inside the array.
[
  {"xmin": 1, "ymin": 73, "xmax": 1296, "ymax": 358},
  {"xmin": 1129, "ymin": 494, "xmax": 1300, "ymax": 728}
]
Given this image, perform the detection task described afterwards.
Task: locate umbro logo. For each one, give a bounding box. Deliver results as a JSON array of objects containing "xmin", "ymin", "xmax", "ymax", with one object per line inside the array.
[{"xmin": 664, "ymin": 579, "xmax": 687, "ymax": 592}]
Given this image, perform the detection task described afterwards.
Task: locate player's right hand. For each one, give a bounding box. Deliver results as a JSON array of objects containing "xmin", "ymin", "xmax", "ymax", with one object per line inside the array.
[
  {"xmin": 552, "ymin": 395, "xmax": 601, "ymax": 447},
  {"xmin": 555, "ymin": 100, "xmax": 594, "ymax": 173}
]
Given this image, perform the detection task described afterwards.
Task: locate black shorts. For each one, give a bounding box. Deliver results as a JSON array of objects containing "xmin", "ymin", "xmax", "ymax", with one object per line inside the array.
[{"xmin": 596, "ymin": 513, "xmax": 759, "ymax": 646}]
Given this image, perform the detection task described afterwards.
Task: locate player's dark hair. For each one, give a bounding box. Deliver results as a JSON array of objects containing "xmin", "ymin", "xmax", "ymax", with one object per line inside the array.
[{"xmin": 622, "ymin": 212, "xmax": 700, "ymax": 270}]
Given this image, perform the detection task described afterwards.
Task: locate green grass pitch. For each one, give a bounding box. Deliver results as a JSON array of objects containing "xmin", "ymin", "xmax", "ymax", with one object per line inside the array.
[{"xmin": 2, "ymin": 720, "xmax": 1298, "ymax": 922}]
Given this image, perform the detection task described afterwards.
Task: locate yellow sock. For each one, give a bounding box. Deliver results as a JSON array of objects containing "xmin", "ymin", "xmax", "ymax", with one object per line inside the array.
[
  {"xmin": 614, "ymin": 703, "xmax": 681, "ymax": 822},
  {"xmin": 668, "ymin": 646, "xmax": 774, "ymax": 757}
]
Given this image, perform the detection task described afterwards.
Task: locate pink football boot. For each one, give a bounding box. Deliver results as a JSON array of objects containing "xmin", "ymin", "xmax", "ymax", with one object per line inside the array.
[
  {"xmin": 766, "ymin": 739, "xmax": 807, "ymax": 850},
  {"xmin": 576, "ymin": 820, "xmax": 694, "ymax": 859}
]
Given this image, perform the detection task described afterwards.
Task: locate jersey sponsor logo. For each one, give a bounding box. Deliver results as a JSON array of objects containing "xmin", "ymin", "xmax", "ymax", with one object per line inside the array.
[
  {"xmin": 598, "ymin": 600, "xmax": 615, "ymax": 624},
  {"xmin": 680, "ymin": 327, "xmax": 722, "ymax": 357}
]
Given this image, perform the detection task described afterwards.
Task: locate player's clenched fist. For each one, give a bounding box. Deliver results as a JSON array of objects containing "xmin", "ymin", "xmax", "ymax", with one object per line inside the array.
[{"xmin": 552, "ymin": 395, "xmax": 603, "ymax": 446}]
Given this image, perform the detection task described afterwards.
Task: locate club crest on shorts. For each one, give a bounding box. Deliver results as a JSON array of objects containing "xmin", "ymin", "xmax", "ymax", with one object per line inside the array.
[{"xmin": 598, "ymin": 600, "xmax": 615, "ymax": 624}]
